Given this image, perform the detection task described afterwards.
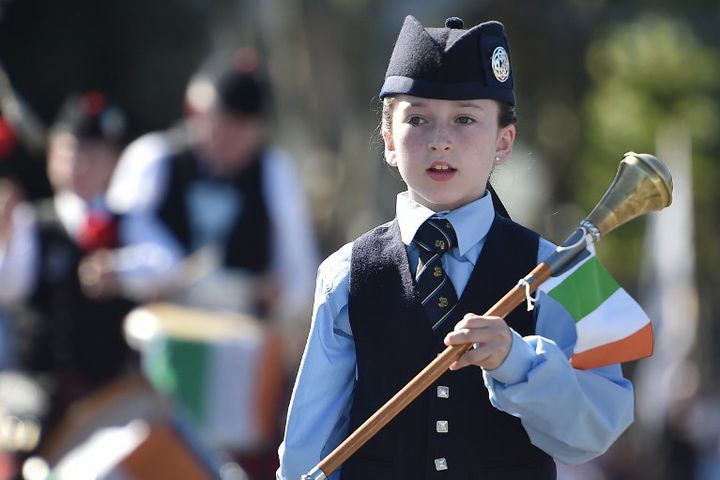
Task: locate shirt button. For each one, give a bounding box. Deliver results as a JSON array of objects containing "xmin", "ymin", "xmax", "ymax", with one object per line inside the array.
[
  {"xmin": 437, "ymin": 386, "xmax": 449, "ymax": 398},
  {"xmin": 434, "ymin": 457, "xmax": 448, "ymax": 471},
  {"xmin": 436, "ymin": 420, "xmax": 449, "ymax": 433}
]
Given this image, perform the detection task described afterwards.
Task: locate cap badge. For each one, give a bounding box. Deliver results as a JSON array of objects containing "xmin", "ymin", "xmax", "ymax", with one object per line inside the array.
[{"xmin": 491, "ymin": 46, "xmax": 510, "ymax": 83}]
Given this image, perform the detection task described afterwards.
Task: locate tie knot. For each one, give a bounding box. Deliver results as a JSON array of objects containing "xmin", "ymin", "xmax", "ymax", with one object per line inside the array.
[{"xmin": 413, "ymin": 217, "xmax": 457, "ymax": 254}]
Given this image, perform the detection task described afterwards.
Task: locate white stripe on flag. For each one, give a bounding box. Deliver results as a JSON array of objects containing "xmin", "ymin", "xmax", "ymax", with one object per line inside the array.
[{"xmin": 574, "ymin": 288, "xmax": 650, "ymax": 354}]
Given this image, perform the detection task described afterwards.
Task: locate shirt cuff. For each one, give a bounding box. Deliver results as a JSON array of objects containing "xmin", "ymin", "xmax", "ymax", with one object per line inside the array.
[
  {"xmin": 484, "ymin": 329, "xmax": 535, "ymax": 385},
  {"xmin": 111, "ymin": 244, "xmax": 180, "ymax": 300}
]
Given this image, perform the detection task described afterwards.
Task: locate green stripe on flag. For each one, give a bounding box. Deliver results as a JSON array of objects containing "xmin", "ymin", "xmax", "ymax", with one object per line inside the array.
[
  {"xmin": 548, "ymin": 257, "xmax": 620, "ymax": 322},
  {"xmin": 146, "ymin": 337, "xmax": 209, "ymax": 425}
]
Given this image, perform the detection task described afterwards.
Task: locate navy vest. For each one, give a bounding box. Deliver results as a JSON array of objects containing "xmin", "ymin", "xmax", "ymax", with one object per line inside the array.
[
  {"xmin": 156, "ymin": 148, "xmax": 272, "ymax": 273},
  {"xmin": 14, "ymin": 200, "xmax": 133, "ymax": 386},
  {"xmin": 344, "ymin": 215, "xmax": 556, "ymax": 480}
]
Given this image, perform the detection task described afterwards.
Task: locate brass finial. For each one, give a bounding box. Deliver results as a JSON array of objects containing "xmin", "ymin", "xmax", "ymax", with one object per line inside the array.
[{"xmin": 584, "ymin": 152, "xmax": 673, "ymax": 239}]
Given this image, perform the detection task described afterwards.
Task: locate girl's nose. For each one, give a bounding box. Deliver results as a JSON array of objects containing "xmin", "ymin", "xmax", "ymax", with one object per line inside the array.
[
  {"xmin": 429, "ymin": 126, "xmax": 452, "ymax": 151},
  {"xmin": 429, "ymin": 139, "xmax": 452, "ymax": 151}
]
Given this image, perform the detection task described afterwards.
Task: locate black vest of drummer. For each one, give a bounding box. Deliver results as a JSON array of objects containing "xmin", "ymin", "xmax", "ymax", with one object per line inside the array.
[
  {"xmin": 345, "ymin": 214, "xmax": 556, "ymax": 480},
  {"xmin": 156, "ymin": 147, "xmax": 272, "ymax": 273},
  {"xmin": 16, "ymin": 200, "xmax": 133, "ymax": 386}
]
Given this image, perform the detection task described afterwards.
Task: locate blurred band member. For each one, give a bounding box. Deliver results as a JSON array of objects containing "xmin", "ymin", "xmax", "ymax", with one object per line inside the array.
[
  {"xmin": 0, "ymin": 92, "xmax": 136, "ymax": 433},
  {"xmin": 103, "ymin": 48, "xmax": 319, "ymax": 322}
]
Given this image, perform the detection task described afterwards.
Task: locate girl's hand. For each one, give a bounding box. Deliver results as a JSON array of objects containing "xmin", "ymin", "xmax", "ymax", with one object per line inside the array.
[{"xmin": 444, "ymin": 313, "xmax": 512, "ymax": 371}]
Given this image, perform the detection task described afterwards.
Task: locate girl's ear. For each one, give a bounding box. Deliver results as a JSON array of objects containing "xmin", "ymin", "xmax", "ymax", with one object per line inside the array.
[
  {"xmin": 382, "ymin": 129, "xmax": 397, "ymax": 167},
  {"xmin": 494, "ymin": 124, "xmax": 516, "ymax": 165}
]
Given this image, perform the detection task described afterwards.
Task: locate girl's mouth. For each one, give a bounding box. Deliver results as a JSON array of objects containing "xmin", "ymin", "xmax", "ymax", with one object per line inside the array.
[{"xmin": 427, "ymin": 163, "xmax": 457, "ymax": 181}]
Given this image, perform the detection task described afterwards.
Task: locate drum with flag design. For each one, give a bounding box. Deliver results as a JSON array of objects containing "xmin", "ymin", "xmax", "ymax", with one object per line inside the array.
[
  {"xmin": 30, "ymin": 375, "xmax": 221, "ymax": 479},
  {"xmin": 124, "ymin": 303, "xmax": 285, "ymax": 453}
]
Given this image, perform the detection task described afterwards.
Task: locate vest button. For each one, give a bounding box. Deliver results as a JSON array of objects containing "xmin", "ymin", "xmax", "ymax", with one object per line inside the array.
[
  {"xmin": 436, "ymin": 420, "xmax": 449, "ymax": 433},
  {"xmin": 437, "ymin": 386, "xmax": 449, "ymax": 398},
  {"xmin": 434, "ymin": 457, "xmax": 448, "ymax": 471}
]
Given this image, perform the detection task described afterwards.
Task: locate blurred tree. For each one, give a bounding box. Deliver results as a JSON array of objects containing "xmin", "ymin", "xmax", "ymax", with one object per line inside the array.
[
  {"xmin": 579, "ymin": 22, "xmax": 720, "ymax": 480},
  {"xmin": 0, "ymin": 0, "xmax": 217, "ymax": 137},
  {"xmin": 580, "ymin": 12, "xmax": 720, "ymax": 289}
]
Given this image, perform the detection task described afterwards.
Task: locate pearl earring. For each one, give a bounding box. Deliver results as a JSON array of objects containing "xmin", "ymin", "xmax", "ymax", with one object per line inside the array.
[{"xmin": 495, "ymin": 156, "xmax": 500, "ymax": 162}]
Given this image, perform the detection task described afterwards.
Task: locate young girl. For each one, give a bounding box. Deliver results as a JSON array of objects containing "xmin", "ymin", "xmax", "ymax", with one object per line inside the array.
[{"xmin": 278, "ymin": 16, "xmax": 635, "ymax": 480}]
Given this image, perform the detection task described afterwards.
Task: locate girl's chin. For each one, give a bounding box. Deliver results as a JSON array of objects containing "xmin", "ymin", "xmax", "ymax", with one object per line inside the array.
[
  {"xmin": 412, "ymin": 189, "xmax": 487, "ymax": 211},
  {"xmin": 414, "ymin": 195, "xmax": 469, "ymax": 212}
]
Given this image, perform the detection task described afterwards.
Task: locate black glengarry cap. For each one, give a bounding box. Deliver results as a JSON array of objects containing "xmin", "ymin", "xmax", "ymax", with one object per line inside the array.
[
  {"xmin": 52, "ymin": 91, "xmax": 126, "ymax": 146},
  {"xmin": 186, "ymin": 48, "xmax": 268, "ymax": 117},
  {"xmin": 380, "ymin": 16, "xmax": 515, "ymax": 105}
]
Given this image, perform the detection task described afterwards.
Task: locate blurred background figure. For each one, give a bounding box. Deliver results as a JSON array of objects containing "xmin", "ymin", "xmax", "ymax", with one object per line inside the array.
[
  {"xmin": 0, "ymin": 92, "xmax": 139, "ymax": 465},
  {"xmin": 0, "ymin": 174, "xmax": 23, "ymax": 371},
  {"xmin": 94, "ymin": 48, "xmax": 319, "ymax": 479},
  {"xmin": 0, "ymin": 64, "xmax": 52, "ymax": 370},
  {"xmin": 103, "ymin": 47, "xmax": 319, "ymax": 326},
  {"xmin": 0, "ymin": 67, "xmax": 51, "ymax": 478}
]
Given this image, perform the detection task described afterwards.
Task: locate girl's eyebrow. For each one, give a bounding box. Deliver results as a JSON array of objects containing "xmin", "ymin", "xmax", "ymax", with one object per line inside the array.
[
  {"xmin": 404, "ymin": 101, "xmax": 485, "ymax": 110},
  {"xmin": 456, "ymin": 102, "xmax": 485, "ymax": 110}
]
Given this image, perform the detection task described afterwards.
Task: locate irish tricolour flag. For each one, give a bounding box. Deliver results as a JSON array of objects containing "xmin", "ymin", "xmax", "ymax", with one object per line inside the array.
[{"xmin": 538, "ymin": 247, "xmax": 653, "ymax": 370}]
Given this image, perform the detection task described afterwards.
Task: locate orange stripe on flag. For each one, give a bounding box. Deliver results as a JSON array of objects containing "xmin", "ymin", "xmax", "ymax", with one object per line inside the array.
[{"xmin": 570, "ymin": 322, "xmax": 654, "ymax": 370}]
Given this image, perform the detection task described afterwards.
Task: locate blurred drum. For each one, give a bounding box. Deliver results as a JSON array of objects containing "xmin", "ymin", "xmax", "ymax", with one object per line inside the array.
[
  {"xmin": 34, "ymin": 375, "xmax": 219, "ymax": 479},
  {"xmin": 124, "ymin": 303, "xmax": 284, "ymax": 453}
]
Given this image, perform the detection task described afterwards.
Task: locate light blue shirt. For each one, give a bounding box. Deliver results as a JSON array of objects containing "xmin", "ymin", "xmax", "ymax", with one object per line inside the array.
[{"xmin": 277, "ymin": 192, "xmax": 635, "ymax": 480}]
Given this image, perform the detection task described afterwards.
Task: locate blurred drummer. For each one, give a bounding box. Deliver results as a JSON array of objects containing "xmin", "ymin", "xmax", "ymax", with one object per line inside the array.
[
  {"xmin": 96, "ymin": 48, "xmax": 319, "ymax": 337},
  {"xmin": 0, "ymin": 91, "xmax": 136, "ymax": 433},
  {"xmin": 97, "ymin": 48, "xmax": 320, "ymax": 479}
]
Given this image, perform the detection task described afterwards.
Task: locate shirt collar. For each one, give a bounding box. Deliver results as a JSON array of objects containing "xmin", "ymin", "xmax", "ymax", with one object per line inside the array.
[
  {"xmin": 54, "ymin": 190, "xmax": 107, "ymax": 237},
  {"xmin": 54, "ymin": 191, "xmax": 86, "ymax": 235},
  {"xmin": 396, "ymin": 191, "xmax": 495, "ymax": 257}
]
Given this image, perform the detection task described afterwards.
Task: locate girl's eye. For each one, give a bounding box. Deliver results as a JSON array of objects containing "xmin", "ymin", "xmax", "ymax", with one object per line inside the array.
[
  {"xmin": 407, "ymin": 116, "xmax": 426, "ymax": 126},
  {"xmin": 457, "ymin": 116, "xmax": 475, "ymax": 124}
]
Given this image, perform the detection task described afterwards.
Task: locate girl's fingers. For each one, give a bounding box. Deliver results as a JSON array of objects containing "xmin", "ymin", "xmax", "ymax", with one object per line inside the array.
[
  {"xmin": 449, "ymin": 341, "xmax": 503, "ymax": 370},
  {"xmin": 444, "ymin": 319, "xmax": 509, "ymax": 346},
  {"xmin": 453, "ymin": 314, "xmax": 504, "ymax": 331}
]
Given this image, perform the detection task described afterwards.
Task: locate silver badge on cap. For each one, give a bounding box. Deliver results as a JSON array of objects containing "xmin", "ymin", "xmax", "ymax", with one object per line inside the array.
[{"xmin": 491, "ymin": 46, "xmax": 510, "ymax": 83}]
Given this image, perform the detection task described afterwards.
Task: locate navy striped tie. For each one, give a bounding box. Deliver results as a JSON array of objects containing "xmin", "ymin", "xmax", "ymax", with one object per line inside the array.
[{"xmin": 413, "ymin": 217, "xmax": 458, "ymax": 330}]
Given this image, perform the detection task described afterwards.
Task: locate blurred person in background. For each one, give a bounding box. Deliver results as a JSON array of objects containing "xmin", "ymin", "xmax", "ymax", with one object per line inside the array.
[
  {"xmin": 0, "ymin": 96, "xmax": 51, "ymax": 370},
  {"xmin": 0, "ymin": 91, "xmax": 137, "ymax": 453},
  {"xmin": 0, "ymin": 114, "xmax": 28, "ymax": 371},
  {"xmin": 0, "ymin": 176, "xmax": 23, "ymax": 370},
  {"xmin": 0, "ymin": 96, "xmax": 50, "ymax": 477},
  {"xmin": 97, "ymin": 47, "xmax": 319, "ymax": 339},
  {"xmin": 90, "ymin": 48, "xmax": 319, "ymax": 479}
]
